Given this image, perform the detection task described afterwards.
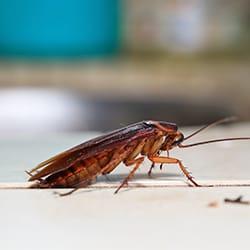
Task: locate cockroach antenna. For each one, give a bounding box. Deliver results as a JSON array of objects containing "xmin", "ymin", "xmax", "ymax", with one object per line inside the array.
[{"xmin": 179, "ymin": 116, "xmax": 250, "ymax": 148}]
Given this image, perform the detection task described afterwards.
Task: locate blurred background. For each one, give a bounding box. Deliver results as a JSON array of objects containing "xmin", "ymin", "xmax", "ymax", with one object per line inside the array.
[{"xmin": 0, "ymin": 0, "xmax": 249, "ymax": 133}]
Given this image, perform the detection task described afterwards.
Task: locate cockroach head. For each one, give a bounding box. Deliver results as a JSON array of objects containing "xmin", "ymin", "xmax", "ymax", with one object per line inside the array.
[
  {"xmin": 172, "ymin": 131, "xmax": 185, "ymax": 146},
  {"xmin": 144, "ymin": 120, "xmax": 183, "ymax": 149},
  {"xmin": 161, "ymin": 131, "xmax": 184, "ymax": 151}
]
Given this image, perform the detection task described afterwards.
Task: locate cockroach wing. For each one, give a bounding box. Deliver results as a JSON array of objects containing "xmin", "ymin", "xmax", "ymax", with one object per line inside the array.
[{"xmin": 28, "ymin": 122, "xmax": 156, "ymax": 181}]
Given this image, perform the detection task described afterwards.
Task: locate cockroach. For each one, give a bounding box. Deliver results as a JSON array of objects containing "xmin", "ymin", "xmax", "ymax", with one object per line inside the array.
[{"xmin": 27, "ymin": 117, "xmax": 250, "ymax": 195}]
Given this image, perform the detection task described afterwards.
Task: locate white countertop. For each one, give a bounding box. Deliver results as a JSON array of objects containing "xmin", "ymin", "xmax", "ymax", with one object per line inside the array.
[{"xmin": 1, "ymin": 124, "xmax": 250, "ymax": 250}]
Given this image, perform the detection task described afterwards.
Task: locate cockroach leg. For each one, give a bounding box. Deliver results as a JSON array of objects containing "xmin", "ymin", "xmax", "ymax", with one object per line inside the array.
[
  {"xmin": 148, "ymin": 163, "xmax": 155, "ymax": 177},
  {"xmin": 148, "ymin": 151, "xmax": 162, "ymax": 176},
  {"xmin": 54, "ymin": 179, "xmax": 95, "ymax": 197},
  {"xmin": 54, "ymin": 188, "xmax": 79, "ymax": 197},
  {"xmin": 149, "ymin": 156, "xmax": 200, "ymax": 187},
  {"xmin": 114, "ymin": 157, "xmax": 144, "ymax": 194}
]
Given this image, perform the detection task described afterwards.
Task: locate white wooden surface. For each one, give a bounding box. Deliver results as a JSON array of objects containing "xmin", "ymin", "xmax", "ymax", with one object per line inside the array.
[{"xmin": 1, "ymin": 124, "xmax": 250, "ymax": 250}]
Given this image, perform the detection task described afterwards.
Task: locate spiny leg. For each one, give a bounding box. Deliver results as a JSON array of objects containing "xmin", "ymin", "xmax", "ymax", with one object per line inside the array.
[
  {"xmin": 148, "ymin": 156, "xmax": 200, "ymax": 186},
  {"xmin": 114, "ymin": 157, "xmax": 144, "ymax": 194}
]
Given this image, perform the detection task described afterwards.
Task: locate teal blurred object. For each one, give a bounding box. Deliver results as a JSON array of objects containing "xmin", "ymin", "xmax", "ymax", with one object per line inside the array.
[{"xmin": 0, "ymin": 0, "xmax": 120, "ymax": 58}]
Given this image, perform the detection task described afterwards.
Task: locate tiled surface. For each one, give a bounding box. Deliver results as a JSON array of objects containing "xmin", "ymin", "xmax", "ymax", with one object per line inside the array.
[{"xmin": 1, "ymin": 124, "xmax": 250, "ymax": 250}]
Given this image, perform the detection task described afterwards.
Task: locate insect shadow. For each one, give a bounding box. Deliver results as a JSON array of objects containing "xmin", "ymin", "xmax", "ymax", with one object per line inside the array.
[
  {"xmin": 55, "ymin": 172, "xmax": 182, "ymax": 196},
  {"xmin": 99, "ymin": 172, "xmax": 181, "ymax": 182}
]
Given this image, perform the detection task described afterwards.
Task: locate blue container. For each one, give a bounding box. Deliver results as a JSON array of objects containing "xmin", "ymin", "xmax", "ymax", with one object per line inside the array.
[{"xmin": 0, "ymin": 0, "xmax": 120, "ymax": 58}]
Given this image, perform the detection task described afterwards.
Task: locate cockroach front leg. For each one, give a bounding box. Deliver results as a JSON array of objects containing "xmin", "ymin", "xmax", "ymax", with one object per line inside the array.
[
  {"xmin": 114, "ymin": 157, "xmax": 144, "ymax": 194},
  {"xmin": 148, "ymin": 156, "xmax": 200, "ymax": 187}
]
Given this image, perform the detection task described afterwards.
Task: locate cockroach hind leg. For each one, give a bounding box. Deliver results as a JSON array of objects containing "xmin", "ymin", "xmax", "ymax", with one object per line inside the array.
[
  {"xmin": 54, "ymin": 179, "xmax": 95, "ymax": 197},
  {"xmin": 54, "ymin": 188, "xmax": 79, "ymax": 197}
]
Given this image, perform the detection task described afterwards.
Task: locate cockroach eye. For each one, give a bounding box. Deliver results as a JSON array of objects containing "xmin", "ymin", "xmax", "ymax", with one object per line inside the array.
[{"xmin": 174, "ymin": 133, "xmax": 184, "ymax": 144}]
